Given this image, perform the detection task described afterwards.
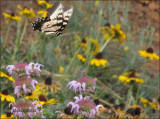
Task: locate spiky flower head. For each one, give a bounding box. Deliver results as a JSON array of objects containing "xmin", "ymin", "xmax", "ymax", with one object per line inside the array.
[
  {"xmin": 68, "ymin": 70, "xmax": 96, "ymax": 93},
  {"xmin": 10, "ymin": 99, "xmax": 44, "ymax": 118},
  {"xmin": 13, "ymin": 77, "xmax": 38, "ymax": 98},
  {"xmin": 67, "ymin": 95, "xmax": 104, "ymax": 118},
  {"xmin": 6, "ymin": 62, "xmax": 44, "ymax": 77}
]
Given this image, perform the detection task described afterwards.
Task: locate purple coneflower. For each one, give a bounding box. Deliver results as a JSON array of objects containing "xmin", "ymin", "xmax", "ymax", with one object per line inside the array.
[
  {"xmin": 67, "ymin": 95, "xmax": 104, "ymax": 118},
  {"xmin": 13, "ymin": 77, "xmax": 38, "ymax": 97},
  {"xmin": 6, "ymin": 62, "xmax": 44, "ymax": 77},
  {"xmin": 68, "ymin": 70, "xmax": 96, "ymax": 93},
  {"xmin": 10, "ymin": 99, "xmax": 44, "ymax": 118}
]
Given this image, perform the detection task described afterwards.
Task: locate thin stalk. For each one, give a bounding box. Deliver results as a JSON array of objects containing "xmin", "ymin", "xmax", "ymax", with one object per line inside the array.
[
  {"xmin": 97, "ymin": 80, "xmax": 123, "ymax": 100},
  {"xmin": 126, "ymin": 84, "xmax": 134, "ymax": 109},
  {"xmin": 3, "ymin": 23, "xmax": 12, "ymax": 48},
  {"xmin": 100, "ymin": 36, "xmax": 113, "ymax": 52},
  {"xmin": 19, "ymin": 19, "xmax": 28, "ymax": 44},
  {"xmin": 12, "ymin": 19, "xmax": 28, "ymax": 61},
  {"xmin": 1, "ymin": 102, "xmax": 4, "ymax": 114},
  {"xmin": 34, "ymin": 89, "xmax": 41, "ymax": 109},
  {"xmin": 65, "ymin": 46, "xmax": 81, "ymax": 73}
]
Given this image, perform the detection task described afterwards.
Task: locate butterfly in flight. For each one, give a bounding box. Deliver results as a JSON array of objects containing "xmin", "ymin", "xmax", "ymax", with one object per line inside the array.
[{"xmin": 31, "ymin": 2, "xmax": 73, "ymax": 36}]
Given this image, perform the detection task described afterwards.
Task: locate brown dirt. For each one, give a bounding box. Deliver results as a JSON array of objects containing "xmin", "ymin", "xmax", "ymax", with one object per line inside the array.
[{"xmin": 128, "ymin": 0, "xmax": 159, "ymax": 73}]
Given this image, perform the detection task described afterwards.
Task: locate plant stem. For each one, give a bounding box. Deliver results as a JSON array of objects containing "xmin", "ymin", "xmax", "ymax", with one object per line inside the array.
[
  {"xmin": 66, "ymin": 46, "xmax": 81, "ymax": 73},
  {"xmin": 100, "ymin": 36, "xmax": 113, "ymax": 52},
  {"xmin": 12, "ymin": 19, "xmax": 28, "ymax": 61},
  {"xmin": 34, "ymin": 89, "xmax": 41, "ymax": 109},
  {"xmin": 97, "ymin": 80, "xmax": 123, "ymax": 100},
  {"xmin": 3, "ymin": 23, "xmax": 12, "ymax": 48},
  {"xmin": 127, "ymin": 84, "xmax": 134, "ymax": 109}
]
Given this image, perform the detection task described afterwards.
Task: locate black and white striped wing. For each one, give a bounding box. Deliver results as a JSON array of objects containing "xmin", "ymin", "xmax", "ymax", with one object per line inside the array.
[
  {"xmin": 41, "ymin": 2, "xmax": 64, "ymax": 35},
  {"xmin": 60, "ymin": 5, "xmax": 73, "ymax": 32}
]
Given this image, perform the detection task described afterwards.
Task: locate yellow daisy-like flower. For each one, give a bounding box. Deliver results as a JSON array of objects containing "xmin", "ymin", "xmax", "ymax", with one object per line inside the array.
[
  {"xmin": 116, "ymin": 108, "xmax": 126, "ymax": 119},
  {"xmin": 35, "ymin": 95, "xmax": 59, "ymax": 106},
  {"xmin": 59, "ymin": 66, "xmax": 64, "ymax": 73},
  {"xmin": 86, "ymin": 37, "xmax": 100, "ymax": 55},
  {"xmin": 2, "ymin": 12, "xmax": 21, "ymax": 24},
  {"xmin": 0, "ymin": 72, "xmax": 15, "ymax": 82},
  {"xmin": 140, "ymin": 97, "xmax": 157, "ymax": 110},
  {"xmin": 1, "ymin": 112, "xmax": 14, "ymax": 119},
  {"xmin": 118, "ymin": 70, "xmax": 144, "ymax": 85},
  {"xmin": 17, "ymin": 5, "xmax": 35, "ymax": 19},
  {"xmin": 40, "ymin": 77, "xmax": 61, "ymax": 93},
  {"xmin": 76, "ymin": 35, "xmax": 87, "ymax": 48},
  {"xmin": 111, "ymin": 24, "xmax": 126, "ymax": 44},
  {"xmin": 25, "ymin": 84, "xmax": 47, "ymax": 100},
  {"xmin": 37, "ymin": 0, "xmax": 53, "ymax": 9},
  {"xmin": 139, "ymin": 47, "xmax": 159, "ymax": 60},
  {"xmin": 37, "ymin": 10, "xmax": 48, "ymax": 17},
  {"xmin": 0, "ymin": 89, "xmax": 15, "ymax": 102},
  {"xmin": 126, "ymin": 105, "xmax": 142, "ymax": 118},
  {"xmin": 77, "ymin": 54, "xmax": 86, "ymax": 63},
  {"xmin": 101, "ymin": 23, "xmax": 126, "ymax": 45},
  {"xmin": 25, "ymin": 92, "xmax": 37, "ymax": 100},
  {"xmin": 90, "ymin": 52, "xmax": 108, "ymax": 68},
  {"xmin": 76, "ymin": 35, "xmax": 99, "ymax": 55}
]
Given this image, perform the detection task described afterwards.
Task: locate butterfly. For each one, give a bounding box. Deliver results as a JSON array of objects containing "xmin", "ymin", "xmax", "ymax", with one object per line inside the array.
[{"xmin": 31, "ymin": 2, "xmax": 73, "ymax": 36}]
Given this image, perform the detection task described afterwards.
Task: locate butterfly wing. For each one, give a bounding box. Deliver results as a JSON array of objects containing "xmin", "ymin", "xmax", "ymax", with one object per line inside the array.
[
  {"xmin": 32, "ymin": 2, "xmax": 73, "ymax": 36},
  {"xmin": 60, "ymin": 5, "xmax": 73, "ymax": 32},
  {"xmin": 41, "ymin": 2, "xmax": 64, "ymax": 35},
  {"xmin": 31, "ymin": 17, "xmax": 50, "ymax": 31}
]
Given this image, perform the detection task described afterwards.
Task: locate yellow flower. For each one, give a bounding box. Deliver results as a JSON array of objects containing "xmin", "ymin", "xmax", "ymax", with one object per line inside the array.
[
  {"xmin": 0, "ymin": 89, "xmax": 15, "ymax": 102},
  {"xmin": 40, "ymin": 77, "xmax": 61, "ymax": 93},
  {"xmin": 85, "ymin": 37, "xmax": 100, "ymax": 55},
  {"xmin": 17, "ymin": 5, "xmax": 35, "ymax": 19},
  {"xmin": 112, "ymin": 74, "xmax": 117, "ymax": 78},
  {"xmin": 37, "ymin": 10, "xmax": 48, "ymax": 17},
  {"xmin": 77, "ymin": 54, "xmax": 86, "ymax": 63},
  {"xmin": 118, "ymin": 70, "xmax": 144, "ymax": 84},
  {"xmin": 39, "ymin": 99, "xmax": 59, "ymax": 105},
  {"xmin": 35, "ymin": 95, "xmax": 59, "ymax": 106},
  {"xmin": 140, "ymin": 97, "xmax": 157, "ymax": 110},
  {"xmin": 2, "ymin": 12, "xmax": 21, "ymax": 24},
  {"xmin": 111, "ymin": 24, "xmax": 126, "ymax": 44},
  {"xmin": 76, "ymin": 36, "xmax": 99, "ymax": 55},
  {"xmin": 59, "ymin": 66, "xmax": 64, "ymax": 73},
  {"xmin": 139, "ymin": 47, "xmax": 159, "ymax": 60},
  {"xmin": 0, "ymin": 72, "xmax": 15, "ymax": 82},
  {"xmin": 101, "ymin": 23, "xmax": 126, "ymax": 44},
  {"xmin": 25, "ymin": 92, "xmax": 37, "ymax": 100},
  {"xmin": 131, "ymin": 105, "xmax": 140, "ymax": 108},
  {"xmin": 77, "ymin": 116, "xmax": 81, "ymax": 119},
  {"xmin": 116, "ymin": 109, "xmax": 126, "ymax": 119},
  {"xmin": 76, "ymin": 35, "xmax": 87, "ymax": 48},
  {"xmin": 1, "ymin": 113, "xmax": 14, "ymax": 119},
  {"xmin": 37, "ymin": 0, "xmax": 53, "ymax": 9},
  {"xmin": 140, "ymin": 97, "xmax": 149, "ymax": 103},
  {"xmin": 90, "ymin": 52, "xmax": 108, "ymax": 68},
  {"xmin": 25, "ymin": 84, "xmax": 47, "ymax": 100}
]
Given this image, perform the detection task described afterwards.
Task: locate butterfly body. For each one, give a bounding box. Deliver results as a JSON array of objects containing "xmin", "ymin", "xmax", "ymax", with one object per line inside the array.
[{"xmin": 32, "ymin": 2, "xmax": 73, "ymax": 36}]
